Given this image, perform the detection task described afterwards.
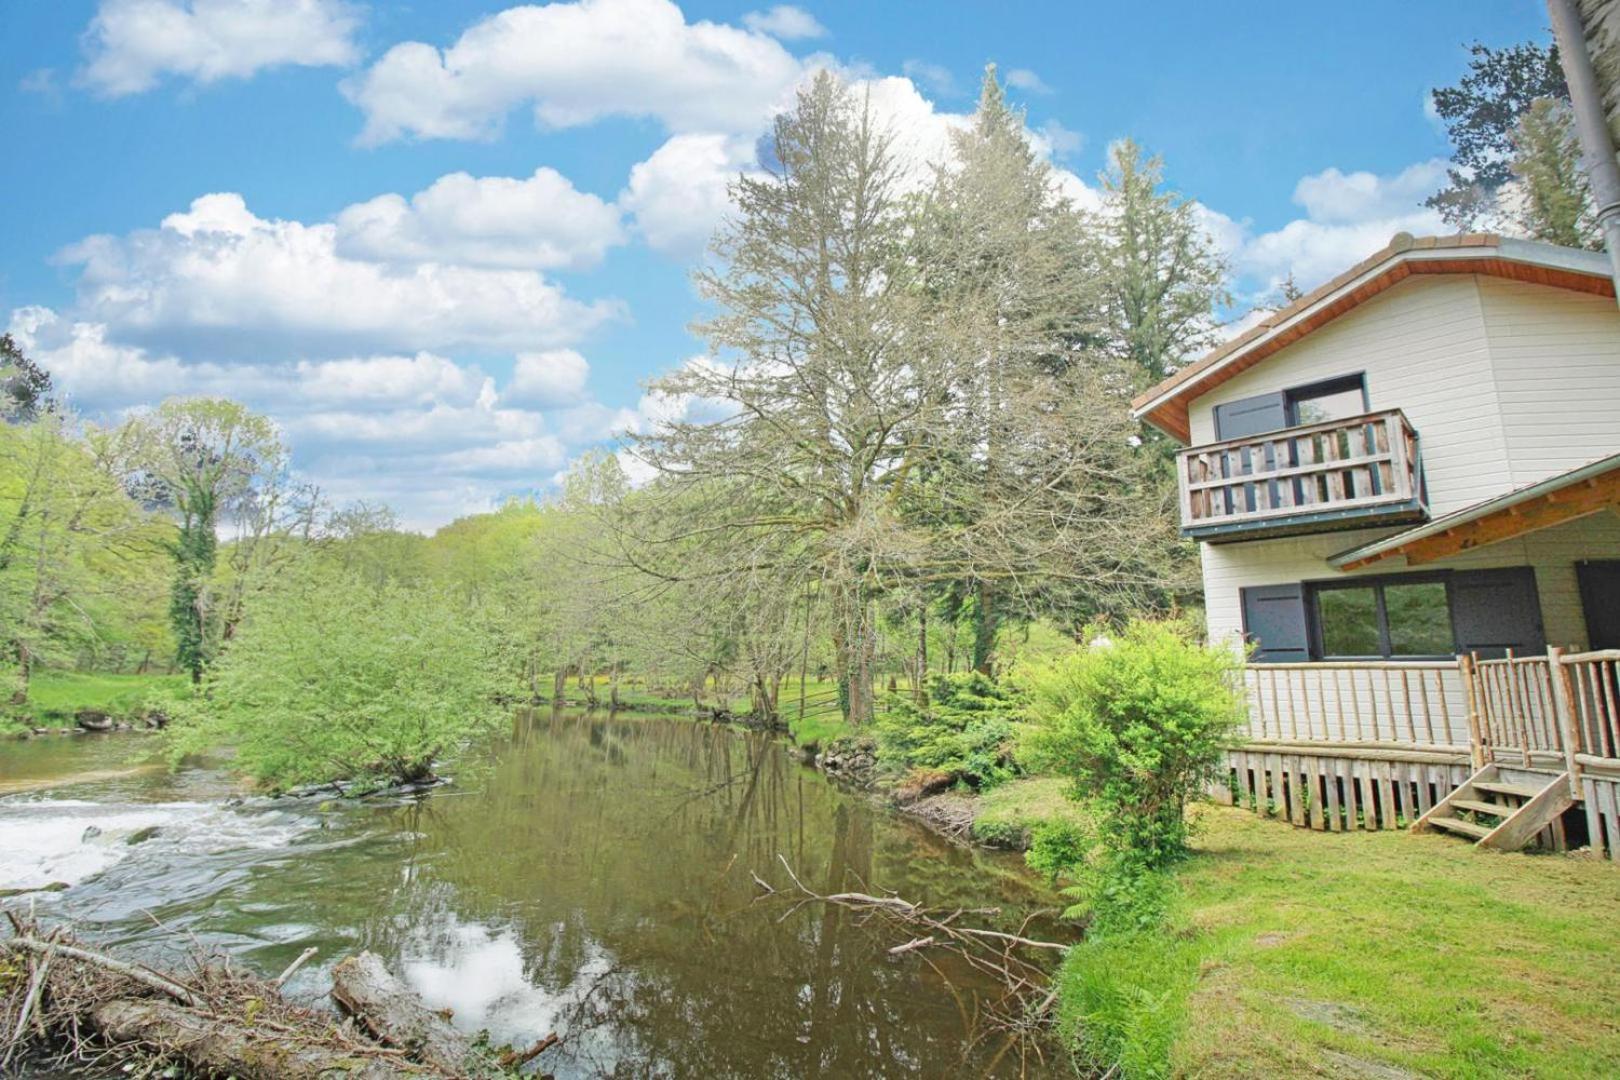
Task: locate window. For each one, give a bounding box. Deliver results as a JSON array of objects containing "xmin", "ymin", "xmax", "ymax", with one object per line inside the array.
[
  {"xmin": 1311, "ymin": 575, "xmax": 1453, "ymax": 659},
  {"xmin": 1285, "ymin": 374, "xmax": 1367, "ymax": 427}
]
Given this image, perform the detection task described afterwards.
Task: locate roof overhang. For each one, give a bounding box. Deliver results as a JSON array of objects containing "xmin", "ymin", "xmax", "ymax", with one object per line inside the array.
[
  {"xmin": 1131, "ymin": 234, "xmax": 1615, "ymax": 443},
  {"xmin": 1328, "ymin": 453, "xmax": 1620, "ymax": 571}
]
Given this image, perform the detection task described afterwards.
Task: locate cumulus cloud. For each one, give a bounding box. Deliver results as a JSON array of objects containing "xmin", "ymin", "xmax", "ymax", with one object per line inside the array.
[
  {"xmin": 340, "ymin": 0, "xmax": 807, "ymax": 145},
  {"xmin": 59, "ymin": 192, "xmax": 619, "ymax": 358},
  {"xmin": 505, "ymin": 349, "xmax": 591, "ymax": 407},
  {"xmin": 80, "ymin": 0, "xmax": 360, "ymax": 97},
  {"xmin": 1221, "ymin": 160, "xmax": 1449, "ymax": 295},
  {"xmin": 900, "ymin": 59, "xmax": 955, "ymax": 97},
  {"xmin": 335, "ymin": 168, "xmax": 625, "ymax": 271},
  {"xmin": 741, "ymin": 5, "xmax": 826, "ymax": 39},
  {"xmin": 620, "ymin": 133, "xmax": 761, "ymax": 257},
  {"xmin": 1004, "ymin": 68, "xmax": 1051, "ymax": 94},
  {"xmin": 1291, "ymin": 159, "xmax": 1449, "ymax": 225}
]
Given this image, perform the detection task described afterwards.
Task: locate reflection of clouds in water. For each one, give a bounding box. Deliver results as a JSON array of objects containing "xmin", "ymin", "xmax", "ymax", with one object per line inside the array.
[{"xmin": 400, "ymin": 917, "xmax": 617, "ymax": 1054}]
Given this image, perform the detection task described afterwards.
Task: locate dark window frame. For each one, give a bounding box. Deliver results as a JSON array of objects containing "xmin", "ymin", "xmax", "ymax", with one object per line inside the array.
[
  {"xmin": 1306, "ymin": 570, "xmax": 1458, "ymax": 661},
  {"xmin": 1284, "ymin": 372, "xmax": 1369, "ymax": 427}
]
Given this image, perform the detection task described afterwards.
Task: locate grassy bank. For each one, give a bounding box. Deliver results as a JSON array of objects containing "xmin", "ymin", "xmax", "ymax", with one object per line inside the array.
[
  {"xmin": 1055, "ymin": 805, "xmax": 1620, "ymax": 1078},
  {"xmin": 2, "ymin": 671, "xmax": 184, "ymax": 734}
]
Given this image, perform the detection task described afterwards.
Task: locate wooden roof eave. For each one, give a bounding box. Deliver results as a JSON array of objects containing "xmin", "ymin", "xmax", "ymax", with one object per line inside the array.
[{"xmin": 1329, "ymin": 456, "xmax": 1620, "ymax": 571}]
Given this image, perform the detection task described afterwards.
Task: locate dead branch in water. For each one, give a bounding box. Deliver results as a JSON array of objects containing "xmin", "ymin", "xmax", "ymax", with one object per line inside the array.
[{"xmin": 754, "ymin": 853, "xmax": 1069, "ymax": 1049}]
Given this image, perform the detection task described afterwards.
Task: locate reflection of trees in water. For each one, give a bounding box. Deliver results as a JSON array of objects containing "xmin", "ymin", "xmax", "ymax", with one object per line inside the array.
[{"xmin": 341, "ymin": 711, "xmax": 1059, "ymax": 1077}]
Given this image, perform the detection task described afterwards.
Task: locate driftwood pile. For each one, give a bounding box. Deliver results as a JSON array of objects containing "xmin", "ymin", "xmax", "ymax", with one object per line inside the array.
[{"xmin": 0, "ymin": 912, "xmax": 557, "ymax": 1078}]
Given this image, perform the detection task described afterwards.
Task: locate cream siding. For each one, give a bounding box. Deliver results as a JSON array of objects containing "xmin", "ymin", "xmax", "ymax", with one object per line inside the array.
[
  {"xmin": 1478, "ymin": 275, "xmax": 1620, "ymax": 485},
  {"xmin": 1186, "ymin": 272, "xmax": 1620, "ymax": 657},
  {"xmin": 1191, "ymin": 275, "xmax": 1512, "ymax": 516}
]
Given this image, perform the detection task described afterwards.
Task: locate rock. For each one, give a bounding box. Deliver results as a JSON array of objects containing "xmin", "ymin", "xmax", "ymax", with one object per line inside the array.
[
  {"xmin": 127, "ymin": 825, "xmax": 161, "ymax": 845},
  {"xmin": 82, "ymin": 825, "xmax": 103, "ymax": 842},
  {"xmin": 42, "ymin": 881, "xmax": 70, "ymax": 892},
  {"xmin": 75, "ymin": 710, "xmax": 115, "ymax": 733}
]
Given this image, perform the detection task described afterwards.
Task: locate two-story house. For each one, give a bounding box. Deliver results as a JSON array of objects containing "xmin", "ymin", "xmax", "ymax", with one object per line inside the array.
[{"xmin": 1131, "ymin": 232, "xmax": 1620, "ymax": 855}]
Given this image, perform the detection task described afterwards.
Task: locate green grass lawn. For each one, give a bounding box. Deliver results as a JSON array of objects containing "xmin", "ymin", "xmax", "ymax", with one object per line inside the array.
[
  {"xmin": 1057, "ymin": 805, "xmax": 1620, "ymax": 1079},
  {"xmin": 3, "ymin": 670, "xmax": 185, "ymax": 732}
]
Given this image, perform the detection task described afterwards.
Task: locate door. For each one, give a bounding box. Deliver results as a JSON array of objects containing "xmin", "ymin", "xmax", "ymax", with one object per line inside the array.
[
  {"xmin": 1577, "ymin": 560, "xmax": 1620, "ymax": 650},
  {"xmin": 1213, "ymin": 392, "xmax": 1288, "ymax": 515},
  {"xmin": 1451, "ymin": 568, "xmax": 1546, "ymax": 659}
]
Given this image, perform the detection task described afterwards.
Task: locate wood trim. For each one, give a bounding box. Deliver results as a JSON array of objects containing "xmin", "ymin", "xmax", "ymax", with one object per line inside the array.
[{"xmin": 1341, "ymin": 469, "xmax": 1620, "ymax": 570}]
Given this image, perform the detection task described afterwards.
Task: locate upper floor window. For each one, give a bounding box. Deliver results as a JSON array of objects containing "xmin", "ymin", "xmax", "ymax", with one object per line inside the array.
[
  {"xmin": 1287, "ymin": 374, "xmax": 1367, "ymax": 427},
  {"xmin": 1213, "ymin": 372, "xmax": 1368, "ymax": 441}
]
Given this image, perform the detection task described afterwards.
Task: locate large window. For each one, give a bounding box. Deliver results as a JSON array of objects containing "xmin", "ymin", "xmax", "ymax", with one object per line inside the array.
[
  {"xmin": 1311, "ymin": 576, "xmax": 1454, "ymax": 659},
  {"xmin": 1286, "ymin": 374, "xmax": 1368, "ymax": 427}
]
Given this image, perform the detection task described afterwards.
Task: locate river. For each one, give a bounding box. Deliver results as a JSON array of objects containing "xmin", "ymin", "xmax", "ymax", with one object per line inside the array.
[{"xmin": 0, "ymin": 710, "xmax": 1065, "ymax": 1078}]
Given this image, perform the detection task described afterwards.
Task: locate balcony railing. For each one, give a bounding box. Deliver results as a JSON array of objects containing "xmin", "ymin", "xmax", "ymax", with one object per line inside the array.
[{"xmin": 1177, "ymin": 408, "xmax": 1427, "ymax": 541}]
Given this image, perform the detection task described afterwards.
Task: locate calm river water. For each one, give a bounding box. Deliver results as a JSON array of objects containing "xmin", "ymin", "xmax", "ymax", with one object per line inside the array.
[{"xmin": 0, "ymin": 711, "xmax": 1065, "ymax": 1078}]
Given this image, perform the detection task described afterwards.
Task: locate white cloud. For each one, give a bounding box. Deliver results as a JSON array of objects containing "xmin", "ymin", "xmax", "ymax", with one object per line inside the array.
[
  {"xmin": 1291, "ymin": 159, "xmax": 1448, "ymax": 225},
  {"xmin": 620, "ymin": 133, "xmax": 761, "ymax": 257},
  {"xmin": 60, "ymin": 193, "xmax": 619, "ymax": 358},
  {"xmin": 340, "ymin": 0, "xmax": 807, "ymax": 145},
  {"xmin": 1004, "ymin": 68, "xmax": 1051, "ymax": 94},
  {"xmin": 900, "ymin": 59, "xmax": 954, "ymax": 97},
  {"xmin": 81, "ymin": 0, "xmax": 360, "ymax": 97},
  {"xmin": 1036, "ymin": 119, "xmax": 1082, "ymax": 159},
  {"xmin": 505, "ymin": 349, "xmax": 591, "ymax": 407},
  {"xmin": 334, "ymin": 168, "xmax": 625, "ymax": 271},
  {"xmin": 1212, "ymin": 160, "xmax": 1450, "ymax": 299},
  {"xmin": 742, "ymin": 5, "xmax": 826, "ymax": 40}
]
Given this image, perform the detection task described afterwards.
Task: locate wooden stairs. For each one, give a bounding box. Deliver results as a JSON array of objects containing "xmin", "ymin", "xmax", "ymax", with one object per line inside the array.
[{"xmin": 1411, "ymin": 764, "xmax": 1576, "ymax": 852}]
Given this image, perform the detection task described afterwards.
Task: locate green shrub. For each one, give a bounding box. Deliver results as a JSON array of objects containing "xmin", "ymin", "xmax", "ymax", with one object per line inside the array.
[
  {"xmin": 875, "ymin": 672, "xmax": 1021, "ymax": 789},
  {"xmin": 1022, "ymin": 620, "xmax": 1244, "ymax": 867},
  {"xmin": 1025, "ymin": 819, "xmax": 1091, "ymax": 882},
  {"xmin": 166, "ymin": 565, "xmax": 512, "ymax": 789}
]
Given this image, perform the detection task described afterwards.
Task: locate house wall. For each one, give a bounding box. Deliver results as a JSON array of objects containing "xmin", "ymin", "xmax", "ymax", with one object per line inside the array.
[
  {"xmin": 1188, "ymin": 273, "xmax": 1620, "ymax": 654},
  {"xmin": 1478, "ymin": 276, "xmax": 1620, "ymax": 484}
]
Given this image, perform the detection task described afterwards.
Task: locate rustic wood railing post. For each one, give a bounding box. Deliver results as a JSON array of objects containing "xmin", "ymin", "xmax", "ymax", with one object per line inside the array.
[
  {"xmin": 1547, "ymin": 646, "xmax": 1583, "ymax": 798},
  {"xmin": 1458, "ymin": 653, "xmax": 1487, "ymax": 770}
]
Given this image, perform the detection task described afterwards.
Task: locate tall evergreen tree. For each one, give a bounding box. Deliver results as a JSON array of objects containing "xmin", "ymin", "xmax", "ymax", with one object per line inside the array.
[{"xmin": 1094, "ymin": 139, "xmax": 1228, "ymax": 386}]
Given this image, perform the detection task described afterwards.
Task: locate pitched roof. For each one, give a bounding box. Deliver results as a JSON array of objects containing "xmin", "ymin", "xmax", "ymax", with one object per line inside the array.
[{"xmin": 1130, "ymin": 233, "xmax": 1615, "ymax": 443}]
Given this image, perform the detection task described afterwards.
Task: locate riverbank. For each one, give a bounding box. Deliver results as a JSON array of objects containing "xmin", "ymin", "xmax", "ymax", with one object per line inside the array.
[
  {"xmin": 1057, "ymin": 804, "xmax": 1620, "ymax": 1079},
  {"xmin": 2, "ymin": 672, "xmax": 183, "ymax": 737}
]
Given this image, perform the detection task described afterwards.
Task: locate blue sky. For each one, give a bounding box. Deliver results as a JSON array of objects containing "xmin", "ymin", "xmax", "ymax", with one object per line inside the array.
[{"xmin": 0, "ymin": 0, "xmax": 1550, "ymax": 528}]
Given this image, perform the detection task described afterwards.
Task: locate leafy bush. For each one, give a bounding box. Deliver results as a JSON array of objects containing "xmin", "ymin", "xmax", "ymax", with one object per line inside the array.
[
  {"xmin": 168, "ymin": 565, "xmax": 512, "ymax": 789},
  {"xmin": 1025, "ymin": 819, "xmax": 1091, "ymax": 882},
  {"xmin": 875, "ymin": 672, "xmax": 1022, "ymax": 789},
  {"xmin": 1022, "ymin": 620, "xmax": 1243, "ymax": 867}
]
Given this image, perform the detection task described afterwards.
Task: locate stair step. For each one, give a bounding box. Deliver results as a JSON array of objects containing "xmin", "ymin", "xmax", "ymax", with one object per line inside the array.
[
  {"xmin": 1430, "ymin": 816, "xmax": 1492, "ymax": 840},
  {"xmin": 1473, "ymin": 781, "xmax": 1543, "ymax": 799},
  {"xmin": 1450, "ymin": 798, "xmax": 1509, "ymax": 818}
]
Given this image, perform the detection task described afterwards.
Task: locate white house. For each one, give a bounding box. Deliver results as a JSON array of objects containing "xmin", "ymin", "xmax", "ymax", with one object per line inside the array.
[{"xmin": 1131, "ymin": 232, "xmax": 1620, "ymax": 855}]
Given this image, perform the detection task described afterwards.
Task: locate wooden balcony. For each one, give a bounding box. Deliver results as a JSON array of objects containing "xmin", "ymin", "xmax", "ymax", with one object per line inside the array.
[{"xmin": 1178, "ymin": 409, "xmax": 1428, "ymax": 542}]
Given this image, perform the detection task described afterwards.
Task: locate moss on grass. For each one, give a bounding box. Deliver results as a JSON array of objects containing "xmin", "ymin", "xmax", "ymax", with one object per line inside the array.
[{"xmin": 1055, "ymin": 804, "xmax": 1620, "ymax": 1078}]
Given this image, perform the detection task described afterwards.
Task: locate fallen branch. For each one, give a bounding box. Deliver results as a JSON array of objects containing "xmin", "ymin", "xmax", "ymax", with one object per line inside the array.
[
  {"xmin": 274, "ymin": 945, "xmax": 318, "ymax": 988},
  {"xmin": 1, "ymin": 936, "xmax": 200, "ymax": 1007},
  {"xmin": 756, "ymin": 855, "xmax": 1069, "ymax": 1041},
  {"xmin": 332, "ymin": 951, "xmax": 481, "ymax": 1076}
]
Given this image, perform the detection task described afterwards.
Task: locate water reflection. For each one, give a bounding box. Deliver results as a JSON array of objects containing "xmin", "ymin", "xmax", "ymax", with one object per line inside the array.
[{"xmin": 0, "ymin": 711, "xmax": 1062, "ymax": 1078}]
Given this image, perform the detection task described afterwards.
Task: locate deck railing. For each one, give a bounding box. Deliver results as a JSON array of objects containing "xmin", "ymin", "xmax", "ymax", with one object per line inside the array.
[
  {"xmin": 1232, "ymin": 650, "xmax": 1620, "ymax": 857},
  {"xmin": 1178, "ymin": 409, "xmax": 1424, "ymax": 534},
  {"xmin": 1239, "ymin": 661, "xmax": 1467, "ymax": 749}
]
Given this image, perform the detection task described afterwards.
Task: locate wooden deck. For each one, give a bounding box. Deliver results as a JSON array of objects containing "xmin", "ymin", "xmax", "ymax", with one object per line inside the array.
[
  {"xmin": 1216, "ymin": 650, "xmax": 1620, "ymax": 857},
  {"xmin": 1178, "ymin": 409, "xmax": 1426, "ymax": 542}
]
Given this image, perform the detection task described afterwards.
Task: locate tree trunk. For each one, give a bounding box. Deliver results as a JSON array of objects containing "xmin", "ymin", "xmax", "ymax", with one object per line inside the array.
[
  {"xmin": 552, "ymin": 668, "xmax": 567, "ymax": 704},
  {"xmin": 10, "ymin": 643, "xmax": 30, "ymax": 705},
  {"xmin": 92, "ymin": 999, "xmax": 411, "ymax": 1080},
  {"xmin": 915, "ymin": 606, "xmax": 928, "ymax": 703},
  {"xmin": 972, "ymin": 582, "xmax": 997, "ymax": 676},
  {"xmin": 330, "ymin": 952, "xmax": 479, "ymax": 1076}
]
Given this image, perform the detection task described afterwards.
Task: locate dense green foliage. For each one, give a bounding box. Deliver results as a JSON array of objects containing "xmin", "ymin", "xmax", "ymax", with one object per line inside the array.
[
  {"xmin": 1024, "ymin": 621, "xmax": 1244, "ymax": 867},
  {"xmin": 874, "ymin": 672, "xmax": 1023, "ymax": 789},
  {"xmin": 168, "ymin": 565, "xmax": 512, "ymax": 789}
]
